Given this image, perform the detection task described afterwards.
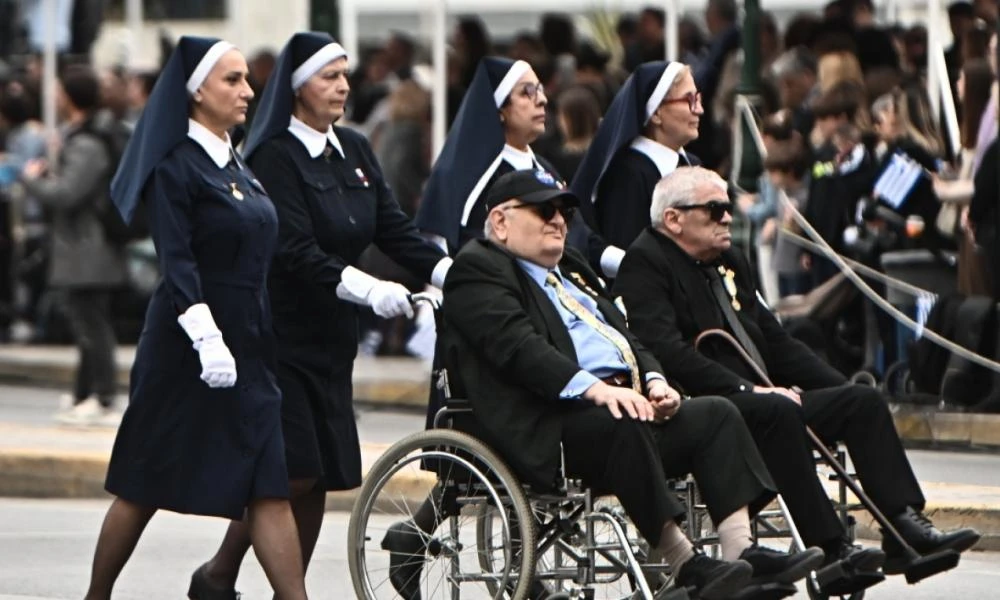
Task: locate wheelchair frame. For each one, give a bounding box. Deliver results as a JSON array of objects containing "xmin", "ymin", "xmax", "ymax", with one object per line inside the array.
[{"xmin": 347, "ymin": 297, "xmax": 868, "ymax": 600}]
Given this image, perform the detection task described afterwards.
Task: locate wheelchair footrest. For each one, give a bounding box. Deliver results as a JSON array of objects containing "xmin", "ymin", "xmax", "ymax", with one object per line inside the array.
[
  {"xmin": 813, "ymin": 567, "xmax": 885, "ymax": 596},
  {"xmin": 728, "ymin": 582, "xmax": 797, "ymax": 600}
]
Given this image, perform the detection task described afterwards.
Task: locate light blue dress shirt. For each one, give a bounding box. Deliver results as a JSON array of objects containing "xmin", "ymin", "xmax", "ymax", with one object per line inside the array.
[{"xmin": 516, "ymin": 259, "xmax": 664, "ymax": 398}]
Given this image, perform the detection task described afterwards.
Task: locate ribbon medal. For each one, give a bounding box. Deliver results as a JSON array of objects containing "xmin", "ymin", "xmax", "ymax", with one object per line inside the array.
[
  {"xmin": 229, "ymin": 182, "xmax": 244, "ymax": 201},
  {"xmin": 718, "ymin": 266, "xmax": 740, "ymax": 311},
  {"xmin": 569, "ymin": 272, "xmax": 600, "ymax": 297},
  {"xmin": 355, "ymin": 167, "xmax": 370, "ymax": 188}
]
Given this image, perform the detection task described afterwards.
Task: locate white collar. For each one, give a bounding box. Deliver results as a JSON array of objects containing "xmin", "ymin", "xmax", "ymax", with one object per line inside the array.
[
  {"xmin": 629, "ymin": 136, "xmax": 688, "ymax": 178},
  {"xmin": 288, "ymin": 115, "xmax": 345, "ymax": 159},
  {"xmin": 501, "ymin": 144, "xmax": 537, "ymax": 170},
  {"xmin": 460, "ymin": 144, "xmax": 539, "ymax": 226},
  {"xmin": 187, "ymin": 119, "xmax": 235, "ymax": 168}
]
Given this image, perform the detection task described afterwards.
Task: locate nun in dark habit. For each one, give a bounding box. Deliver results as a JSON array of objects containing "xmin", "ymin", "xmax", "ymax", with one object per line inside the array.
[
  {"xmin": 415, "ymin": 56, "xmax": 624, "ymax": 278},
  {"xmin": 85, "ymin": 37, "xmax": 307, "ymax": 600},
  {"xmin": 571, "ymin": 61, "xmax": 705, "ymax": 251},
  {"xmin": 184, "ymin": 32, "xmax": 451, "ymax": 597}
]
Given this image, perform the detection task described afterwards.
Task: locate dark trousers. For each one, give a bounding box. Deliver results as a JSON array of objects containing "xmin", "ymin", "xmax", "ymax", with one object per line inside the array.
[
  {"xmin": 729, "ymin": 384, "xmax": 925, "ymax": 547},
  {"xmin": 561, "ymin": 406, "xmax": 684, "ymax": 547},
  {"xmin": 60, "ymin": 288, "xmax": 117, "ymax": 406},
  {"xmin": 651, "ymin": 396, "xmax": 776, "ymax": 525}
]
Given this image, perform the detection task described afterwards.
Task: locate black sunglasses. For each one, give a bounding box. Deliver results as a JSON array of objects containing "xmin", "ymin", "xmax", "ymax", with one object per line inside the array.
[
  {"xmin": 509, "ymin": 201, "xmax": 576, "ymax": 222},
  {"xmin": 672, "ymin": 200, "xmax": 733, "ymax": 222}
]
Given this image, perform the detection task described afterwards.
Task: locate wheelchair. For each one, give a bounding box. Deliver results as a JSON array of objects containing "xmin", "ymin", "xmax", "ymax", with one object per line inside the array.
[{"xmin": 347, "ymin": 298, "xmax": 886, "ymax": 600}]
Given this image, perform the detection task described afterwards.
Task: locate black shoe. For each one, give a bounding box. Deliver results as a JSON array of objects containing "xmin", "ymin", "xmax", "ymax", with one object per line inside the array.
[
  {"xmin": 739, "ymin": 544, "xmax": 825, "ymax": 584},
  {"xmin": 188, "ymin": 565, "xmax": 239, "ymax": 600},
  {"xmin": 882, "ymin": 507, "xmax": 982, "ymax": 574},
  {"xmin": 381, "ymin": 520, "xmax": 427, "ymax": 600},
  {"xmin": 674, "ymin": 552, "xmax": 753, "ymax": 600},
  {"xmin": 822, "ymin": 537, "xmax": 886, "ymax": 573}
]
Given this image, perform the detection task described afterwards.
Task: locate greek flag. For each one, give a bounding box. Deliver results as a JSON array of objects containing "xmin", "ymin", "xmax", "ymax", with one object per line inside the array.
[{"xmin": 873, "ymin": 152, "xmax": 924, "ymax": 210}]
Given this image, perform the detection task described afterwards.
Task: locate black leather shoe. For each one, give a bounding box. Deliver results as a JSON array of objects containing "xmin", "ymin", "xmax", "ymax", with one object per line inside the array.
[
  {"xmin": 674, "ymin": 552, "xmax": 753, "ymax": 600},
  {"xmin": 882, "ymin": 507, "xmax": 981, "ymax": 574},
  {"xmin": 188, "ymin": 565, "xmax": 239, "ymax": 600},
  {"xmin": 381, "ymin": 520, "xmax": 427, "ymax": 600},
  {"xmin": 739, "ymin": 544, "xmax": 825, "ymax": 584}
]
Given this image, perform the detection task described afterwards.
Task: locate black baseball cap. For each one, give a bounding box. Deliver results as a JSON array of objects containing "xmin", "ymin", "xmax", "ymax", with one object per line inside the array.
[{"xmin": 485, "ymin": 169, "xmax": 580, "ymax": 211}]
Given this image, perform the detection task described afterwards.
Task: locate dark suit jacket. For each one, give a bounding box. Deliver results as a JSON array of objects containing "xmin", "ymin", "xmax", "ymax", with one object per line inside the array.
[
  {"xmin": 613, "ymin": 228, "xmax": 846, "ymax": 396},
  {"xmin": 442, "ymin": 239, "xmax": 662, "ymax": 491}
]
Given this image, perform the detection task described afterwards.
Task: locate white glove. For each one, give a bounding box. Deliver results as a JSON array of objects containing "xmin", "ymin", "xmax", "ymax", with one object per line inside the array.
[
  {"xmin": 336, "ymin": 266, "xmax": 414, "ymax": 318},
  {"xmin": 177, "ymin": 303, "xmax": 237, "ymax": 388},
  {"xmin": 600, "ymin": 246, "xmax": 625, "ymax": 278}
]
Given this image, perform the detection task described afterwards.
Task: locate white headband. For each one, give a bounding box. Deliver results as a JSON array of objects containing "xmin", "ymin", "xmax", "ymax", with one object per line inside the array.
[
  {"xmin": 492, "ymin": 60, "xmax": 532, "ymax": 108},
  {"xmin": 186, "ymin": 41, "xmax": 235, "ymax": 95},
  {"xmin": 292, "ymin": 43, "xmax": 348, "ymax": 90},
  {"xmin": 644, "ymin": 61, "xmax": 686, "ymax": 124}
]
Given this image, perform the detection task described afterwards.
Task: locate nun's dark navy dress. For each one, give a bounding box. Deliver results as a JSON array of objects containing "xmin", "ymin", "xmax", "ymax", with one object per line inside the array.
[
  {"xmin": 249, "ymin": 127, "xmax": 442, "ymax": 490},
  {"xmin": 105, "ymin": 138, "xmax": 288, "ymax": 519}
]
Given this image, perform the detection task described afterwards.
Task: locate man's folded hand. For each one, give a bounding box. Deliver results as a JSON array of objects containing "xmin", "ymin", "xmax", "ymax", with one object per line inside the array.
[{"xmin": 584, "ymin": 381, "xmax": 655, "ymax": 422}]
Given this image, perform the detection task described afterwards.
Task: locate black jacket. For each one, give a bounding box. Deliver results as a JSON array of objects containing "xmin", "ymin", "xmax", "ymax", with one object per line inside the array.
[
  {"xmin": 613, "ymin": 228, "xmax": 847, "ymax": 396},
  {"xmin": 442, "ymin": 239, "xmax": 661, "ymax": 490}
]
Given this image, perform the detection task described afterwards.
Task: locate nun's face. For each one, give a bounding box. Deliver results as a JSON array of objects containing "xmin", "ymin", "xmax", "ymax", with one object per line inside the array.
[
  {"xmin": 296, "ymin": 57, "xmax": 350, "ymax": 125},
  {"xmin": 191, "ymin": 49, "xmax": 254, "ymax": 132},
  {"xmin": 499, "ymin": 69, "xmax": 548, "ymax": 144},
  {"xmin": 649, "ymin": 69, "xmax": 702, "ymax": 149}
]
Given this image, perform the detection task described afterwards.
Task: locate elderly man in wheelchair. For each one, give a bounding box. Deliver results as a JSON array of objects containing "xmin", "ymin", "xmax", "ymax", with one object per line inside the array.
[
  {"xmin": 355, "ymin": 170, "xmax": 829, "ymax": 600},
  {"xmin": 613, "ymin": 166, "xmax": 982, "ymax": 598}
]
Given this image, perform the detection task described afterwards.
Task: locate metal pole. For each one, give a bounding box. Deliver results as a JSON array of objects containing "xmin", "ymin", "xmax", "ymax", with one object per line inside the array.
[
  {"xmin": 42, "ymin": 0, "xmax": 58, "ymax": 160},
  {"xmin": 125, "ymin": 0, "xmax": 142, "ymax": 67},
  {"xmin": 432, "ymin": 0, "xmax": 447, "ymax": 159},
  {"xmin": 228, "ymin": 0, "xmax": 246, "ymax": 51},
  {"xmin": 340, "ymin": 0, "xmax": 359, "ymax": 73},
  {"xmin": 734, "ymin": 0, "xmax": 763, "ymax": 192},
  {"xmin": 664, "ymin": 0, "xmax": 678, "ymax": 61},
  {"xmin": 927, "ymin": 0, "xmax": 943, "ymax": 124}
]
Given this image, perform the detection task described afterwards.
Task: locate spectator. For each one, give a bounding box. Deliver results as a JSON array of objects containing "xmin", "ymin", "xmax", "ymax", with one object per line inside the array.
[
  {"xmin": 947, "ymin": 2, "xmax": 977, "ymax": 92},
  {"xmin": 772, "ymin": 47, "xmax": 819, "ymax": 140},
  {"xmin": 625, "ymin": 7, "xmax": 666, "ymax": 72},
  {"xmin": 764, "ymin": 136, "xmax": 814, "ymax": 297},
  {"xmin": 384, "ymin": 31, "xmax": 416, "ymax": 79},
  {"xmin": 574, "ymin": 41, "xmax": 616, "ymax": 112},
  {"xmin": 124, "ymin": 70, "xmax": 157, "ymax": 127},
  {"xmin": 547, "ymin": 85, "xmax": 601, "ymax": 181},
  {"xmin": 19, "ymin": 64, "xmax": 127, "ymax": 426},
  {"xmin": 454, "ymin": 16, "xmax": 492, "ymax": 89}
]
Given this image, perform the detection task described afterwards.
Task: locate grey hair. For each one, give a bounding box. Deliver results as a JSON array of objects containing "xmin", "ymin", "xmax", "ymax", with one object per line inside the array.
[
  {"xmin": 650, "ymin": 166, "xmax": 728, "ymax": 227},
  {"xmin": 770, "ymin": 47, "xmax": 817, "ymax": 80}
]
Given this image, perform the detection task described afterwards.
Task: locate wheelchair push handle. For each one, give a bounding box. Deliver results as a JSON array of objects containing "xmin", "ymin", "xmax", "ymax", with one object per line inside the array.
[{"xmin": 408, "ymin": 291, "xmax": 442, "ymax": 310}]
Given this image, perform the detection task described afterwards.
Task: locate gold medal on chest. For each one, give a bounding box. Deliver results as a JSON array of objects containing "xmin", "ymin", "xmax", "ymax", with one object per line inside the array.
[
  {"xmin": 569, "ymin": 272, "xmax": 599, "ymax": 297},
  {"xmin": 230, "ymin": 182, "xmax": 244, "ymax": 201},
  {"xmin": 718, "ymin": 265, "xmax": 741, "ymax": 311}
]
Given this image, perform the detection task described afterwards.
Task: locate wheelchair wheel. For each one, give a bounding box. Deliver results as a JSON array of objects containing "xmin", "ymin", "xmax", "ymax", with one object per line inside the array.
[
  {"xmin": 348, "ymin": 429, "xmax": 537, "ymax": 599},
  {"xmin": 478, "ymin": 498, "xmax": 646, "ymax": 600}
]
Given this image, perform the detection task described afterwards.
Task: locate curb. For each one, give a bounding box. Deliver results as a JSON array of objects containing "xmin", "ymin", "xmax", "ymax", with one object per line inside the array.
[
  {"xmin": 2, "ymin": 350, "xmax": 1000, "ymax": 449},
  {"xmin": 0, "ymin": 446, "xmax": 997, "ymax": 553}
]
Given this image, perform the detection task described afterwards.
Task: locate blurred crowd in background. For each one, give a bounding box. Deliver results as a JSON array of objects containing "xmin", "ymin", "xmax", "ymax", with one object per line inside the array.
[{"xmin": 0, "ymin": 0, "xmax": 997, "ymax": 374}]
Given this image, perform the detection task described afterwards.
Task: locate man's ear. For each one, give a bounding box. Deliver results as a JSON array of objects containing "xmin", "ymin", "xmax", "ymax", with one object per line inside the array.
[
  {"xmin": 490, "ymin": 208, "xmax": 509, "ymax": 241},
  {"xmin": 662, "ymin": 208, "xmax": 682, "ymax": 235}
]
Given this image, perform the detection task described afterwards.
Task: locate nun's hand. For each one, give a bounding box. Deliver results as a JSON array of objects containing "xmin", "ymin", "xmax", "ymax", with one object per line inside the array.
[{"xmin": 368, "ymin": 281, "xmax": 414, "ymax": 319}]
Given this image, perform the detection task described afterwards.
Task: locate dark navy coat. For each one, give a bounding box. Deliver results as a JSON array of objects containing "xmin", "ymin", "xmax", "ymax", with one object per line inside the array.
[
  {"xmin": 595, "ymin": 147, "xmax": 698, "ymax": 251},
  {"xmin": 105, "ymin": 140, "xmax": 287, "ymax": 519},
  {"xmin": 249, "ymin": 126, "xmax": 444, "ymax": 490}
]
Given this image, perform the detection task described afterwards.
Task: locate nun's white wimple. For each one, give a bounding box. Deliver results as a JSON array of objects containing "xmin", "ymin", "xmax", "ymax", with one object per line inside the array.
[
  {"xmin": 492, "ymin": 60, "xmax": 531, "ymax": 108},
  {"xmin": 644, "ymin": 61, "xmax": 686, "ymax": 124},
  {"xmin": 292, "ymin": 43, "xmax": 348, "ymax": 90},
  {"xmin": 186, "ymin": 41, "xmax": 235, "ymax": 95}
]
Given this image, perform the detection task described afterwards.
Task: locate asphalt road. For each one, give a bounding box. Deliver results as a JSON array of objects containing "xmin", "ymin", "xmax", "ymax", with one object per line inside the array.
[{"xmin": 0, "ymin": 498, "xmax": 998, "ymax": 599}]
